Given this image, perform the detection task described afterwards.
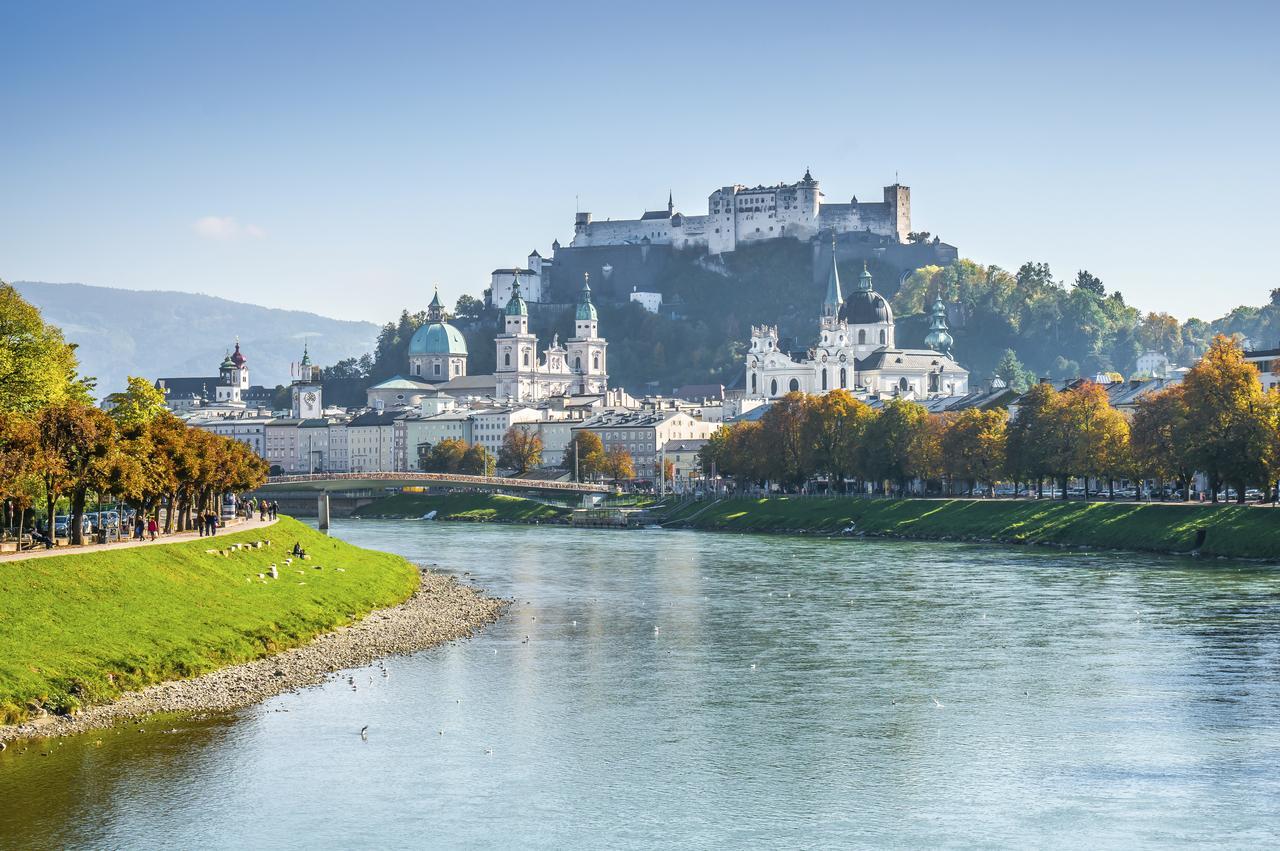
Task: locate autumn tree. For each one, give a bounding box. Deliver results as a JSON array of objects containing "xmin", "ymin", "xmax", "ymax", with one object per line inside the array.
[
  {"xmin": 33, "ymin": 400, "xmax": 118, "ymax": 543},
  {"xmin": 1046, "ymin": 382, "xmax": 1130, "ymax": 498},
  {"xmin": 942, "ymin": 408, "xmax": 1008, "ymax": 496},
  {"xmin": 804, "ymin": 389, "xmax": 872, "ymax": 489},
  {"xmin": 460, "ymin": 444, "xmax": 493, "ymax": 475},
  {"xmin": 1130, "ymin": 384, "xmax": 1194, "ymax": 499},
  {"xmin": 861, "ymin": 400, "xmax": 930, "ymax": 495},
  {"xmin": 567, "ymin": 430, "xmax": 606, "ymax": 481},
  {"xmin": 497, "ymin": 426, "xmax": 543, "ymax": 474},
  {"xmin": 1005, "ymin": 382, "xmax": 1058, "ymax": 497},
  {"xmin": 758, "ymin": 391, "xmax": 813, "ymax": 488},
  {"xmin": 604, "ymin": 448, "xmax": 636, "ymax": 484},
  {"xmin": 1181, "ymin": 335, "xmax": 1280, "ymax": 501},
  {"xmin": 422, "ymin": 438, "xmax": 469, "ymax": 473},
  {"xmin": 0, "ymin": 411, "xmax": 39, "ymax": 541}
]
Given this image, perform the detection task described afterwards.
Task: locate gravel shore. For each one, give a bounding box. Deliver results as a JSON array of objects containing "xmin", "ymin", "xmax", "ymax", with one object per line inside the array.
[{"xmin": 0, "ymin": 568, "xmax": 506, "ymax": 744}]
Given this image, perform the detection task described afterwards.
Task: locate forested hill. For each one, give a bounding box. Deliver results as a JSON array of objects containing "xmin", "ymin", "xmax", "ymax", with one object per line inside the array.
[
  {"xmin": 14, "ymin": 281, "xmax": 379, "ymax": 397},
  {"xmin": 324, "ymin": 239, "xmax": 1277, "ymax": 402}
]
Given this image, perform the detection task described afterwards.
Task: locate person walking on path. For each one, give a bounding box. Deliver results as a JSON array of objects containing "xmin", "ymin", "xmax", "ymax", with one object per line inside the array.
[
  {"xmin": 270, "ymin": 501, "xmax": 279, "ymax": 520},
  {"xmin": 147, "ymin": 517, "xmax": 158, "ymax": 540},
  {"xmin": 259, "ymin": 501, "xmax": 267, "ymax": 521},
  {"xmin": 134, "ymin": 516, "xmax": 145, "ymax": 540}
]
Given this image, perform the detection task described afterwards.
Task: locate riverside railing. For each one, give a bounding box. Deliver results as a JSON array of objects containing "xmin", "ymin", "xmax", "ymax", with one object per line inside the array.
[{"xmin": 263, "ymin": 472, "xmax": 610, "ymax": 494}]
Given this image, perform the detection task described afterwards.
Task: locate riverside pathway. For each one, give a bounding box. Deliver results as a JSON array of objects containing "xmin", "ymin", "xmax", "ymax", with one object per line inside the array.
[{"xmin": 0, "ymin": 515, "xmax": 279, "ymax": 563}]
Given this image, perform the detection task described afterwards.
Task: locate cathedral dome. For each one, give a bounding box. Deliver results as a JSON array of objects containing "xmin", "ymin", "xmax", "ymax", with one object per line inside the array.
[
  {"xmin": 840, "ymin": 290, "xmax": 893, "ymax": 325},
  {"xmin": 839, "ymin": 262, "xmax": 894, "ymax": 326},
  {"xmin": 409, "ymin": 321, "xmax": 468, "ymax": 355},
  {"xmin": 229, "ymin": 341, "xmax": 247, "ymax": 367}
]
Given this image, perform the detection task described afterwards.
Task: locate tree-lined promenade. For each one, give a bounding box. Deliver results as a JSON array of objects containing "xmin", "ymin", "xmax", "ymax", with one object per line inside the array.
[
  {"xmin": 0, "ymin": 283, "xmax": 267, "ymax": 547},
  {"xmin": 700, "ymin": 336, "xmax": 1279, "ymax": 504}
]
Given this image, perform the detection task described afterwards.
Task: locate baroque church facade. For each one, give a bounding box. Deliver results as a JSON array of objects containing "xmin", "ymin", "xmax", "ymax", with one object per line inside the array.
[
  {"xmin": 494, "ymin": 273, "xmax": 608, "ymax": 401},
  {"xmin": 746, "ymin": 248, "xmax": 968, "ymax": 400}
]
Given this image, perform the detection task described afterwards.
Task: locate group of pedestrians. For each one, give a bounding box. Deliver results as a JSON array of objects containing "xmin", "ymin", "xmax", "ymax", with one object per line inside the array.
[
  {"xmin": 255, "ymin": 499, "xmax": 279, "ymax": 521},
  {"xmin": 132, "ymin": 516, "xmax": 159, "ymax": 541}
]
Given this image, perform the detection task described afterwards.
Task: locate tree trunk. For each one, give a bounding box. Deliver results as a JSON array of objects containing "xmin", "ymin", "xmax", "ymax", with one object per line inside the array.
[
  {"xmin": 70, "ymin": 488, "xmax": 87, "ymax": 546},
  {"xmin": 1108, "ymin": 478, "xmax": 1115, "ymax": 500}
]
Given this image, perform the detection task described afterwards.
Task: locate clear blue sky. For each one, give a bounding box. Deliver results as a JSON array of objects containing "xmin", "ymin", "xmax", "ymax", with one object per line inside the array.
[{"xmin": 2, "ymin": 0, "xmax": 1276, "ymax": 323}]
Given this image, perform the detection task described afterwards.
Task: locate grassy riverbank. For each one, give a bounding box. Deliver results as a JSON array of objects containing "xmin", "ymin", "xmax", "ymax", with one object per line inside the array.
[
  {"xmin": 0, "ymin": 516, "xmax": 418, "ymax": 725},
  {"xmin": 657, "ymin": 497, "xmax": 1280, "ymax": 560},
  {"xmin": 353, "ymin": 493, "xmax": 573, "ymax": 523}
]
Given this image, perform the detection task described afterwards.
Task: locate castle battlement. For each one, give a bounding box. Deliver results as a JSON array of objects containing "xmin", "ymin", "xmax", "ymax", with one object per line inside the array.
[{"xmin": 570, "ymin": 169, "xmax": 911, "ymax": 255}]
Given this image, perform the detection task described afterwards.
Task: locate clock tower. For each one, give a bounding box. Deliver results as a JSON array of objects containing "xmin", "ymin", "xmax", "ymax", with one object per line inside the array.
[{"xmin": 291, "ymin": 343, "xmax": 324, "ymax": 418}]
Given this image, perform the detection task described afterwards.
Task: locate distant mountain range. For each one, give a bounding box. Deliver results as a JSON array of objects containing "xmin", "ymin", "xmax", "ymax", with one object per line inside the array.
[{"xmin": 13, "ymin": 281, "xmax": 380, "ymax": 397}]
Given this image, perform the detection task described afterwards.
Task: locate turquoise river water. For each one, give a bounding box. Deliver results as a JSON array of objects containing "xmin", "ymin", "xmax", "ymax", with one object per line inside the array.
[{"xmin": 2, "ymin": 521, "xmax": 1279, "ymax": 848}]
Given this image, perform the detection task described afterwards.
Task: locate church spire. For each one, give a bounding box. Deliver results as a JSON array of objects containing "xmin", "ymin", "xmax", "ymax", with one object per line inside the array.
[
  {"xmin": 823, "ymin": 233, "xmax": 842, "ymax": 316},
  {"xmin": 855, "ymin": 261, "xmax": 874, "ymax": 293},
  {"xmin": 667, "ymin": 190, "xmax": 674, "ymax": 215},
  {"xmin": 924, "ymin": 296, "xmax": 954, "ymax": 357},
  {"xmin": 428, "ymin": 285, "xmax": 445, "ymax": 322}
]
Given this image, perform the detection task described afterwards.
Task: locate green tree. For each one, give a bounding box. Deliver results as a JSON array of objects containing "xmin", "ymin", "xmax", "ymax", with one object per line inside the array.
[
  {"xmin": 106, "ymin": 376, "xmax": 168, "ymax": 427},
  {"xmin": 0, "ymin": 281, "xmax": 80, "ymax": 414},
  {"xmin": 994, "ymin": 349, "xmax": 1036, "ymax": 392},
  {"xmin": 1073, "ymin": 269, "xmax": 1106, "ymax": 297},
  {"xmin": 454, "ymin": 294, "xmax": 484, "ymax": 321},
  {"xmin": 758, "ymin": 391, "xmax": 814, "ymax": 488}
]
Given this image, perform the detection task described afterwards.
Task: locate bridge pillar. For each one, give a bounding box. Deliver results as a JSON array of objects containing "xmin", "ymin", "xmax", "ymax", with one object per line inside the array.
[{"xmin": 317, "ymin": 493, "xmax": 331, "ymax": 532}]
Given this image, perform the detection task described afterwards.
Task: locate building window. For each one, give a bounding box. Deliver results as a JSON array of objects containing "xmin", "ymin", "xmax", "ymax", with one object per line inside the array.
[
  {"xmin": 840, "ymin": 367, "xmax": 847, "ymax": 388},
  {"xmin": 821, "ymin": 368, "xmax": 827, "ymax": 390},
  {"xmin": 434, "ymin": 363, "xmax": 441, "ymax": 376},
  {"xmin": 504, "ymin": 352, "xmax": 511, "ymax": 367},
  {"xmin": 789, "ymin": 378, "xmax": 799, "ymax": 392},
  {"xmin": 879, "ymin": 329, "xmax": 886, "ymax": 345},
  {"xmin": 523, "ymin": 351, "xmax": 530, "ymax": 366},
  {"xmin": 593, "ymin": 353, "xmax": 600, "ymax": 370},
  {"xmin": 751, "ymin": 373, "xmax": 758, "ymax": 394},
  {"xmin": 899, "ymin": 377, "xmax": 909, "ymax": 392},
  {"xmin": 575, "ymin": 356, "xmax": 582, "ymax": 370},
  {"xmin": 770, "ymin": 379, "xmax": 778, "ymax": 396},
  {"xmin": 858, "ymin": 330, "xmax": 866, "ymax": 345}
]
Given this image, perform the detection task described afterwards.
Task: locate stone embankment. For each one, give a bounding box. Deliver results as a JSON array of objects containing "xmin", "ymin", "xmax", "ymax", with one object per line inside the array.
[{"xmin": 0, "ymin": 569, "xmax": 506, "ymax": 744}]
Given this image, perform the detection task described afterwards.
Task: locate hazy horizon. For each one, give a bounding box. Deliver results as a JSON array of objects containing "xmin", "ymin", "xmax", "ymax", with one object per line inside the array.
[{"xmin": 3, "ymin": 1, "xmax": 1276, "ymax": 324}]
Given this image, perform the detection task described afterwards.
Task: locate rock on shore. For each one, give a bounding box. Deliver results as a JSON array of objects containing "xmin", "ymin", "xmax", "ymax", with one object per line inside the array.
[{"xmin": 0, "ymin": 569, "xmax": 506, "ymax": 743}]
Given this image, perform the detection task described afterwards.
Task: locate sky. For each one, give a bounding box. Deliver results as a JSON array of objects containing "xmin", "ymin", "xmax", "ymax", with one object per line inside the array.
[{"xmin": 2, "ymin": 0, "xmax": 1277, "ymax": 324}]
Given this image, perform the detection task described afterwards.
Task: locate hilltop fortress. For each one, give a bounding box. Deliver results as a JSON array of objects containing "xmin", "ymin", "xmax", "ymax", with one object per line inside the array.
[
  {"xmin": 571, "ymin": 169, "xmax": 910, "ymax": 255},
  {"xmin": 487, "ymin": 168, "xmax": 955, "ymax": 310}
]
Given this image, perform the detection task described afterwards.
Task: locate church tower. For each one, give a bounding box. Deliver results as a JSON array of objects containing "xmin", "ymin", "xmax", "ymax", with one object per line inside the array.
[
  {"xmin": 495, "ymin": 274, "xmax": 538, "ymax": 401},
  {"xmin": 821, "ymin": 235, "xmax": 843, "ymax": 323},
  {"xmin": 923, "ymin": 296, "xmax": 955, "ymax": 357},
  {"xmin": 290, "ymin": 342, "xmax": 323, "ymax": 419},
  {"xmin": 215, "ymin": 340, "xmax": 249, "ymax": 404},
  {"xmin": 567, "ymin": 273, "xmax": 608, "ymax": 395}
]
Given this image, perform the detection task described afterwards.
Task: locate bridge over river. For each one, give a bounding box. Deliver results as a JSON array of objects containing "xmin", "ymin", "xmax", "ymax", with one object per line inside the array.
[{"xmin": 252, "ymin": 472, "xmax": 609, "ymax": 528}]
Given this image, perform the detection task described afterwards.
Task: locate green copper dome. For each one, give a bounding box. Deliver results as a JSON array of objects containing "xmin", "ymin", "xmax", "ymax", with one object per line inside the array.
[
  {"xmin": 504, "ymin": 280, "xmax": 528, "ymax": 317},
  {"xmin": 575, "ymin": 273, "xmax": 597, "ymax": 321},
  {"xmin": 923, "ymin": 296, "xmax": 954, "ymax": 356},
  {"xmin": 409, "ymin": 321, "xmax": 468, "ymax": 355}
]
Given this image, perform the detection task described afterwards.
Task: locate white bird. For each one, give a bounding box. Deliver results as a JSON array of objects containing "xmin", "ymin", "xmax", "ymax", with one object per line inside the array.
[
  {"xmin": 932, "ymin": 697, "xmax": 945, "ymax": 708},
  {"xmin": 360, "ymin": 726, "xmax": 369, "ymax": 740},
  {"xmin": 438, "ymin": 729, "xmax": 444, "ymax": 736},
  {"xmin": 653, "ymin": 626, "xmax": 660, "ymax": 634},
  {"xmin": 750, "ymin": 663, "xmax": 757, "ymax": 670},
  {"xmin": 485, "ymin": 748, "xmax": 493, "ymax": 755}
]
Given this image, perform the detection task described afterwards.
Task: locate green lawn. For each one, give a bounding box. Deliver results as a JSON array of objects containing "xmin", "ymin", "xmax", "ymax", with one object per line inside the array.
[
  {"xmin": 352, "ymin": 492, "xmax": 573, "ymax": 523},
  {"xmin": 660, "ymin": 497, "xmax": 1280, "ymax": 560},
  {"xmin": 0, "ymin": 516, "xmax": 418, "ymax": 725}
]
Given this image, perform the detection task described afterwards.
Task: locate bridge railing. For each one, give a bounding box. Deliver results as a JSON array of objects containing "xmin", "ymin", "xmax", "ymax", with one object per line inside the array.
[{"xmin": 264, "ymin": 472, "xmax": 610, "ymax": 493}]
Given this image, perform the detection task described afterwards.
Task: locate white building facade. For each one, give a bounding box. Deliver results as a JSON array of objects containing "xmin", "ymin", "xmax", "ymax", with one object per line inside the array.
[
  {"xmin": 746, "ymin": 256, "xmax": 968, "ymax": 400},
  {"xmin": 571, "ymin": 171, "xmax": 911, "ymax": 255}
]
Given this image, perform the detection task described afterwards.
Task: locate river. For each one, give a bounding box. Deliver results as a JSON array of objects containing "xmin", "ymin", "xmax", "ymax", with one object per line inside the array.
[{"xmin": 2, "ymin": 521, "xmax": 1279, "ymax": 848}]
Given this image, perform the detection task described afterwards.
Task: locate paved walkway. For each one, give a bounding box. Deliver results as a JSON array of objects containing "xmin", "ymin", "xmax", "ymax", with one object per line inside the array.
[{"xmin": 0, "ymin": 515, "xmax": 279, "ymax": 563}]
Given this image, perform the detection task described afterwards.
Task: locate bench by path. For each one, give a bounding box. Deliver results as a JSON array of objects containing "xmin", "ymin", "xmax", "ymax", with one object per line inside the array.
[{"xmin": 0, "ymin": 515, "xmax": 280, "ymax": 563}]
